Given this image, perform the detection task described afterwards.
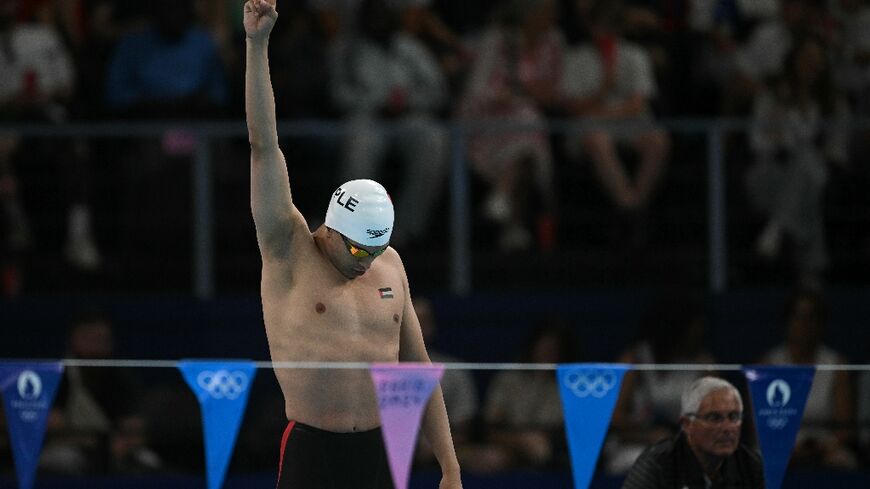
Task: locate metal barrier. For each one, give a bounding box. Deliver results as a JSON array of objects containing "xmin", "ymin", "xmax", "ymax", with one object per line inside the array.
[{"xmin": 4, "ymin": 117, "xmax": 869, "ymax": 297}]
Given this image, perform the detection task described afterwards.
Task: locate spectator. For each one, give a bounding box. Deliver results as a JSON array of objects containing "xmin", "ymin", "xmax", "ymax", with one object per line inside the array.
[
  {"xmin": 69, "ymin": 1, "xmax": 150, "ymax": 115},
  {"xmin": 730, "ymin": 0, "xmax": 822, "ymax": 113},
  {"xmin": 618, "ymin": 0, "xmax": 679, "ymax": 113},
  {"xmin": 269, "ymin": 3, "xmax": 333, "ymax": 119},
  {"xmin": 560, "ymin": 0, "xmax": 670, "ymax": 247},
  {"xmin": 833, "ymin": 0, "xmax": 870, "ymax": 110},
  {"xmin": 311, "ymin": 0, "xmax": 463, "ymax": 47},
  {"xmin": 308, "ymin": 0, "xmax": 359, "ymax": 43},
  {"xmin": 41, "ymin": 310, "xmax": 161, "ymax": 474},
  {"xmin": 745, "ymin": 34, "xmax": 850, "ymax": 288},
  {"xmin": 0, "ymin": 0, "xmax": 101, "ymax": 286},
  {"xmin": 761, "ymin": 288, "xmax": 858, "ymax": 469},
  {"xmin": 457, "ymin": 0, "xmax": 561, "ymax": 252},
  {"xmin": 105, "ymin": 0, "xmax": 227, "ymax": 117},
  {"xmin": 605, "ymin": 290, "xmax": 715, "ymax": 474},
  {"xmin": 194, "ymin": 0, "xmax": 242, "ymax": 70},
  {"xmin": 831, "ymin": 0, "xmax": 870, "ymax": 195},
  {"xmin": 679, "ymin": 0, "xmax": 749, "ymax": 115},
  {"xmin": 103, "ymin": 0, "xmax": 229, "ymax": 286},
  {"xmin": 392, "ymin": 0, "xmax": 471, "ymax": 93},
  {"xmin": 621, "ymin": 376, "xmax": 764, "ymax": 489},
  {"xmin": 329, "ymin": 0, "xmax": 448, "ymax": 246},
  {"xmin": 481, "ymin": 317, "xmax": 579, "ymax": 470}
]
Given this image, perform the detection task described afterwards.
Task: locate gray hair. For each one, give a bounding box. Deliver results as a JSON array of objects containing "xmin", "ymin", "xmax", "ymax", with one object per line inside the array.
[{"xmin": 681, "ymin": 376, "xmax": 742, "ymax": 415}]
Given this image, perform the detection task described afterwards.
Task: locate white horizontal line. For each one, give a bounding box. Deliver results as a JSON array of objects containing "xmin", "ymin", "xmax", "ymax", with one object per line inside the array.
[{"xmin": 6, "ymin": 359, "xmax": 860, "ymax": 372}]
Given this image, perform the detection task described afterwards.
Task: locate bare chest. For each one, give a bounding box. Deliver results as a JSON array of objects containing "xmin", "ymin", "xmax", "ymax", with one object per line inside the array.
[{"xmin": 263, "ymin": 265, "xmax": 404, "ymax": 362}]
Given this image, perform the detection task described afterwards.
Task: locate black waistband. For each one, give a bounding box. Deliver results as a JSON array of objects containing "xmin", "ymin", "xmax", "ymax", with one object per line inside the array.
[{"xmin": 290, "ymin": 420, "xmax": 382, "ymax": 439}]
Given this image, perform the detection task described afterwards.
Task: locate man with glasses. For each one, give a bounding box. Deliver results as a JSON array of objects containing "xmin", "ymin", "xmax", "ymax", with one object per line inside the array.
[
  {"xmin": 243, "ymin": 1, "xmax": 462, "ymax": 488},
  {"xmin": 621, "ymin": 376, "xmax": 764, "ymax": 489}
]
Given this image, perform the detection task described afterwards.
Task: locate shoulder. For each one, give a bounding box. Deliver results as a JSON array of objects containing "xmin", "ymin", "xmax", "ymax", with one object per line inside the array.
[
  {"xmin": 394, "ymin": 33, "xmax": 428, "ymax": 53},
  {"xmin": 817, "ymin": 345, "xmax": 845, "ymax": 363},
  {"xmin": 13, "ymin": 24, "xmax": 64, "ymax": 48},
  {"xmin": 14, "ymin": 24, "xmax": 54, "ymax": 38},
  {"xmin": 619, "ymin": 42, "xmax": 650, "ymax": 62},
  {"xmin": 379, "ymin": 246, "xmax": 406, "ymax": 275},
  {"xmin": 476, "ymin": 27, "xmax": 505, "ymax": 50},
  {"xmin": 562, "ymin": 44, "xmax": 600, "ymax": 84},
  {"xmin": 624, "ymin": 436, "xmax": 677, "ymax": 488},
  {"xmin": 733, "ymin": 443, "xmax": 765, "ymax": 482},
  {"xmin": 736, "ymin": 443, "xmax": 763, "ymax": 467},
  {"xmin": 642, "ymin": 434, "xmax": 679, "ymax": 460},
  {"xmin": 394, "ymin": 34, "xmax": 440, "ymax": 67},
  {"xmin": 762, "ymin": 344, "xmax": 788, "ymax": 363},
  {"xmin": 372, "ymin": 247, "xmax": 410, "ymax": 296},
  {"xmin": 564, "ymin": 43, "xmax": 598, "ymax": 64}
]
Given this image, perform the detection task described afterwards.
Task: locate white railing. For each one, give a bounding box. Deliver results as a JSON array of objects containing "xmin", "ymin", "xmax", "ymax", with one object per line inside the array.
[{"xmin": 53, "ymin": 359, "xmax": 870, "ymax": 372}]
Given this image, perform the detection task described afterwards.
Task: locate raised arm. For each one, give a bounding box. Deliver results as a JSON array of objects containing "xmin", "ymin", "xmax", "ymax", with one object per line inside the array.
[{"xmin": 244, "ymin": 0, "xmax": 298, "ymax": 259}]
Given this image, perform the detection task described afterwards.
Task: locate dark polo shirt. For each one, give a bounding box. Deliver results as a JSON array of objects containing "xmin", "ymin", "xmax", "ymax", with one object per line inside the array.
[{"xmin": 621, "ymin": 432, "xmax": 765, "ymax": 489}]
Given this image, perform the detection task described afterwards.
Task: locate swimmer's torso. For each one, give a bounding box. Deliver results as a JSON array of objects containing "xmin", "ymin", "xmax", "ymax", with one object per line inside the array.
[{"xmin": 260, "ymin": 228, "xmax": 404, "ymax": 432}]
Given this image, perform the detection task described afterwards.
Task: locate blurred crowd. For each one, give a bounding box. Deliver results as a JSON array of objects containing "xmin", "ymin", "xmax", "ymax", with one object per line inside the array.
[{"xmin": 0, "ymin": 0, "xmax": 869, "ymax": 296}]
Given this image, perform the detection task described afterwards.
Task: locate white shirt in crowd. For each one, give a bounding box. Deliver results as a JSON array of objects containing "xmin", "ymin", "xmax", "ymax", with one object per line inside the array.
[{"xmin": 0, "ymin": 24, "xmax": 74, "ymax": 102}]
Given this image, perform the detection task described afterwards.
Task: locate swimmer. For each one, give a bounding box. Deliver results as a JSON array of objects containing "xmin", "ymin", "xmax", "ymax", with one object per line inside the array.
[{"xmin": 243, "ymin": 1, "xmax": 462, "ymax": 488}]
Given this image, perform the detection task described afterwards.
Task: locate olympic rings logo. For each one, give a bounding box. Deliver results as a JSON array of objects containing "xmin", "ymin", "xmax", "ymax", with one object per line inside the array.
[
  {"xmin": 766, "ymin": 417, "xmax": 788, "ymax": 430},
  {"xmin": 563, "ymin": 369, "xmax": 618, "ymax": 399},
  {"xmin": 196, "ymin": 370, "xmax": 249, "ymax": 400}
]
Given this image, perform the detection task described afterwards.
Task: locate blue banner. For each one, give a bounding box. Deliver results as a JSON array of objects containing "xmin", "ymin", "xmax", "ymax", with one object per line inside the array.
[
  {"xmin": 557, "ymin": 364, "xmax": 627, "ymax": 489},
  {"xmin": 179, "ymin": 361, "xmax": 256, "ymax": 489},
  {"xmin": 744, "ymin": 365, "xmax": 815, "ymax": 489},
  {"xmin": 0, "ymin": 361, "xmax": 64, "ymax": 489}
]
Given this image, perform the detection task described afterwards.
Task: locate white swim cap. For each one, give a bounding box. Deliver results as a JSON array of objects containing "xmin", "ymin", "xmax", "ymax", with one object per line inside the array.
[{"xmin": 324, "ymin": 179, "xmax": 394, "ymax": 246}]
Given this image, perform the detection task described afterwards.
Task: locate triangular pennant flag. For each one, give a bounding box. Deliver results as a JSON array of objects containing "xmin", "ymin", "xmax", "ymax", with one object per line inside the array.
[
  {"xmin": 557, "ymin": 363, "xmax": 627, "ymax": 489},
  {"xmin": 0, "ymin": 361, "xmax": 64, "ymax": 489},
  {"xmin": 370, "ymin": 363, "xmax": 444, "ymax": 489},
  {"xmin": 743, "ymin": 365, "xmax": 815, "ymax": 489},
  {"xmin": 179, "ymin": 360, "xmax": 256, "ymax": 489}
]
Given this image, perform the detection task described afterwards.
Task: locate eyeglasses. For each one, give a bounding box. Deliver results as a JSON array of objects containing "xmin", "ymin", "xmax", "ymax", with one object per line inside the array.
[
  {"xmin": 687, "ymin": 411, "xmax": 743, "ymax": 425},
  {"xmin": 341, "ymin": 234, "xmax": 387, "ymax": 259}
]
